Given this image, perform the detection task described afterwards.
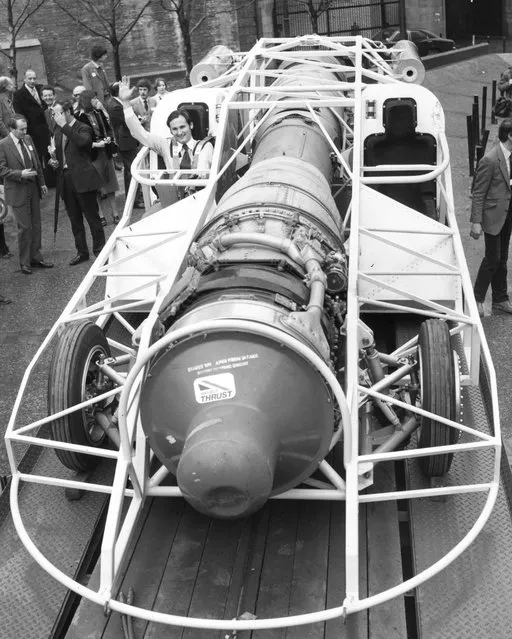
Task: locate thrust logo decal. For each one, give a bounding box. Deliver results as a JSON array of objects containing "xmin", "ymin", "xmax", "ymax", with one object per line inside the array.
[{"xmin": 193, "ymin": 373, "xmax": 236, "ymax": 404}]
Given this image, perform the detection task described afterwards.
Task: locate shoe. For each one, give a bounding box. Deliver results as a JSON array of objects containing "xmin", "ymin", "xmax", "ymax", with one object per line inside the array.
[
  {"xmin": 20, "ymin": 266, "xmax": 32, "ymax": 274},
  {"xmin": 0, "ymin": 295, "xmax": 11, "ymax": 305},
  {"xmin": 477, "ymin": 302, "xmax": 485, "ymax": 317},
  {"xmin": 100, "ymin": 216, "xmax": 108, "ymax": 227},
  {"xmin": 112, "ymin": 215, "xmax": 120, "ymax": 224},
  {"xmin": 134, "ymin": 199, "xmax": 144, "ymax": 209},
  {"xmin": 69, "ymin": 254, "xmax": 89, "ymax": 266},
  {"xmin": 0, "ymin": 250, "xmax": 12, "ymax": 259},
  {"xmin": 30, "ymin": 259, "xmax": 54, "ymax": 268},
  {"xmin": 492, "ymin": 300, "xmax": 512, "ymax": 314}
]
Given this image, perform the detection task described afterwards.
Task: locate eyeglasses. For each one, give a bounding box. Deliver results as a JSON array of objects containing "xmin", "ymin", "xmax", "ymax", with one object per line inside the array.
[{"xmin": 73, "ymin": 94, "xmax": 80, "ymax": 98}]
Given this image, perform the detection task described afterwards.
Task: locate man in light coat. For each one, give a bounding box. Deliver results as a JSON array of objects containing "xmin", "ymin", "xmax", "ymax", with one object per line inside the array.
[{"xmin": 471, "ymin": 117, "xmax": 512, "ymax": 315}]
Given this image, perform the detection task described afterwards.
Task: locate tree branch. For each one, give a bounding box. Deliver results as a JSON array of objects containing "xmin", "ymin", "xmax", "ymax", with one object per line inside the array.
[
  {"xmin": 118, "ymin": 0, "xmax": 152, "ymax": 44},
  {"xmin": 14, "ymin": 0, "xmax": 49, "ymax": 36},
  {"xmin": 53, "ymin": 0, "xmax": 108, "ymax": 39},
  {"xmin": 74, "ymin": 0, "xmax": 110, "ymax": 32},
  {"xmin": 190, "ymin": 0, "xmax": 207, "ymax": 34}
]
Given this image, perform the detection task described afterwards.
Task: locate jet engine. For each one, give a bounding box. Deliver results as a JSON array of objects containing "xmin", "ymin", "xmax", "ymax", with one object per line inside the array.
[{"xmin": 139, "ymin": 61, "xmax": 349, "ymax": 518}]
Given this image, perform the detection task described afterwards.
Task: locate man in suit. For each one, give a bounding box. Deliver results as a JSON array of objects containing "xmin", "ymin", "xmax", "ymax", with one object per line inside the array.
[
  {"xmin": 12, "ymin": 69, "xmax": 50, "ymax": 167},
  {"xmin": 50, "ymin": 100, "xmax": 105, "ymax": 265},
  {"xmin": 471, "ymin": 117, "xmax": 512, "ymax": 316},
  {"xmin": 81, "ymin": 45, "xmax": 110, "ymax": 104},
  {"xmin": 42, "ymin": 85, "xmax": 57, "ymax": 188},
  {"xmin": 130, "ymin": 79, "xmax": 153, "ymax": 131},
  {"xmin": 0, "ymin": 114, "xmax": 53, "ymax": 274},
  {"xmin": 107, "ymin": 82, "xmax": 141, "ymax": 199}
]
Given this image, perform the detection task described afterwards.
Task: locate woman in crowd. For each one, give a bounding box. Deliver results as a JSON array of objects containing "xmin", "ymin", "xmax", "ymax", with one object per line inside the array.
[
  {"xmin": 0, "ymin": 75, "xmax": 14, "ymax": 258},
  {"xmin": 153, "ymin": 77, "xmax": 169, "ymax": 102},
  {"xmin": 77, "ymin": 89, "xmax": 120, "ymax": 225}
]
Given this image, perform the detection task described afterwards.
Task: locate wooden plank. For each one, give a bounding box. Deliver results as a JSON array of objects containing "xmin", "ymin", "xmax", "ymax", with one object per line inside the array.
[
  {"xmin": 102, "ymin": 497, "xmax": 184, "ymax": 639},
  {"xmin": 252, "ymin": 501, "xmax": 300, "ymax": 639},
  {"xmin": 223, "ymin": 507, "xmax": 271, "ymax": 639},
  {"xmin": 286, "ymin": 501, "xmax": 330, "ymax": 639},
  {"xmin": 366, "ymin": 462, "xmax": 408, "ymax": 638},
  {"xmin": 181, "ymin": 516, "xmax": 247, "ymax": 639},
  {"xmin": 144, "ymin": 505, "xmax": 212, "ymax": 639}
]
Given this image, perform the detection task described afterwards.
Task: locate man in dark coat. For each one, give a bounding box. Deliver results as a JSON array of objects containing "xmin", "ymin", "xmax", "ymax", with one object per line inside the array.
[
  {"xmin": 50, "ymin": 100, "xmax": 105, "ymax": 265},
  {"xmin": 81, "ymin": 45, "xmax": 110, "ymax": 104},
  {"xmin": 0, "ymin": 114, "xmax": 53, "ymax": 274},
  {"xmin": 107, "ymin": 81, "xmax": 141, "ymax": 197},
  {"xmin": 12, "ymin": 69, "xmax": 50, "ymax": 167}
]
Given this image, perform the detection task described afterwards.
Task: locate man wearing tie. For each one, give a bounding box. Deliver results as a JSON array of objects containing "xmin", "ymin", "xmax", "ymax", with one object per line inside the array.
[
  {"xmin": 471, "ymin": 117, "xmax": 512, "ymax": 316},
  {"xmin": 50, "ymin": 100, "xmax": 105, "ymax": 266},
  {"xmin": 0, "ymin": 114, "xmax": 52, "ymax": 274},
  {"xmin": 130, "ymin": 79, "xmax": 153, "ymax": 132},
  {"xmin": 12, "ymin": 69, "xmax": 51, "ymax": 168},
  {"xmin": 117, "ymin": 78, "xmax": 213, "ymax": 203},
  {"xmin": 81, "ymin": 45, "xmax": 110, "ymax": 105}
]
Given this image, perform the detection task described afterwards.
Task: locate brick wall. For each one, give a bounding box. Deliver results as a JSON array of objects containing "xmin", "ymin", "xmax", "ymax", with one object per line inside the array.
[{"xmin": 0, "ymin": 0, "xmax": 242, "ymax": 94}]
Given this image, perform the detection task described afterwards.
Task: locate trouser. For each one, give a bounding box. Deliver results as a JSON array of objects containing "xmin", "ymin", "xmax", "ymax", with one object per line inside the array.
[
  {"xmin": 119, "ymin": 148, "xmax": 139, "ymax": 196},
  {"xmin": 62, "ymin": 171, "xmax": 105, "ymax": 257},
  {"xmin": 11, "ymin": 180, "xmax": 43, "ymax": 267},
  {"xmin": 0, "ymin": 224, "xmax": 9, "ymax": 252},
  {"xmin": 474, "ymin": 209, "xmax": 512, "ymax": 303}
]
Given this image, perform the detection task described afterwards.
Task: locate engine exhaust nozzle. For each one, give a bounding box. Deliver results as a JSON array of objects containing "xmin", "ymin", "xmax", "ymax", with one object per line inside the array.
[{"xmin": 177, "ymin": 405, "xmax": 277, "ymax": 518}]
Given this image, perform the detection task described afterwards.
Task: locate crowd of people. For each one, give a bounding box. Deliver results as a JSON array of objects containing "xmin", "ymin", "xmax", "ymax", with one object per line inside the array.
[{"xmin": 0, "ymin": 44, "xmax": 179, "ymax": 307}]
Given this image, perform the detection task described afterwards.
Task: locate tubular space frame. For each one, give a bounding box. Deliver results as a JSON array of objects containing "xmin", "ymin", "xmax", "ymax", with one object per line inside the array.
[{"xmin": 5, "ymin": 35, "xmax": 500, "ymax": 630}]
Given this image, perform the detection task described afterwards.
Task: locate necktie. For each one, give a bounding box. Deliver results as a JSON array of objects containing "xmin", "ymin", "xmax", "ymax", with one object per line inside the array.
[
  {"xmin": 509, "ymin": 153, "xmax": 512, "ymax": 179},
  {"xmin": 20, "ymin": 140, "xmax": 32, "ymax": 168},
  {"xmin": 180, "ymin": 145, "xmax": 191, "ymax": 170},
  {"xmin": 143, "ymin": 98, "xmax": 148, "ymax": 112},
  {"xmin": 31, "ymin": 88, "xmax": 41, "ymax": 104}
]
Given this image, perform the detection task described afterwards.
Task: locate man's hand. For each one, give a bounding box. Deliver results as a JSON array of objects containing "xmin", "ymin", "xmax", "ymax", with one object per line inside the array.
[
  {"xmin": 470, "ymin": 222, "xmax": 482, "ymax": 239},
  {"xmin": 21, "ymin": 168, "xmax": 37, "ymax": 179},
  {"xmin": 41, "ymin": 185, "xmax": 48, "ymax": 196},
  {"xmin": 48, "ymin": 158, "xmax": 59, "ymax": 169},
  {"xmin": 119, "ymin": 77, "xmax": 133, "ymax": 103},
  {"xmin": 53, "ymin": 110, "xmax": 66, "ymax": 128},
  {"xmin": 93, "ymin": 140, "xmax": 106, "ymax": 148}
]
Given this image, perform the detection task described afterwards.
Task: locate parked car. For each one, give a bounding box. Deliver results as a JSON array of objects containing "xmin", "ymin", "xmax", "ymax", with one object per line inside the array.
[{"xmin": 372, "ymin": 28, "xmax": 456, "ymax": 57}]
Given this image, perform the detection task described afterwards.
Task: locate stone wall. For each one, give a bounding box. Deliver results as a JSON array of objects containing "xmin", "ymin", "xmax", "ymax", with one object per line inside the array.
[{"xmin": 0, "ymin": 0, "xmax": 241, "ymax": 93}]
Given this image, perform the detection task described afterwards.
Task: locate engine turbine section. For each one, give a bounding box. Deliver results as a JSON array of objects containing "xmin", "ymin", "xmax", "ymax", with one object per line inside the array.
[{"xmin": 139, "ymin": 60, "xmax": 348, "ymax": 519}]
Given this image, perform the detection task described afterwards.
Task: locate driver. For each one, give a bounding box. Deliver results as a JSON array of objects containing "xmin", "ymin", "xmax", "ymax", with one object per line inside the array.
[{"xmin": 117, "ymin": 76, "xmax": 213, "ymax": 199}]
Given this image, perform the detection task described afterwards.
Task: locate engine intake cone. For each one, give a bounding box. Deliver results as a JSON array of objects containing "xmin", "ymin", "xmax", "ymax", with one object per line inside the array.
[{"xmin": 177, "ymin": 405, "xmax": 277, "ymax": 518}]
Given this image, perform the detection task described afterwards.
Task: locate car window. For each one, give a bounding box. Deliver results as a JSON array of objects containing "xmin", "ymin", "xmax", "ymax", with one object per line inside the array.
[
  {"xmin": 410, "ymin": 31, "xmax": 425, "ymax": 43},
  {"xmin": 420, "ymin": 30, "xmax": 437, "ymax": 38}
]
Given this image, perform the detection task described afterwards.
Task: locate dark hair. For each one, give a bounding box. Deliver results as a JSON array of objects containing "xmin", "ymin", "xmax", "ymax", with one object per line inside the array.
[
  {"xmin": 154, "ymin": 77, "xmax": 167, "ymax": 91},
  {"xmin": 498, "ymin": 118, "xmax": 512, "ymax": 142},
  {"xmin": 56, "ymin": 99, "xmax": 74, "ymax": 115},
  {"xmin": 41, "ymin": 85, "xmax": 55, "ymax": 94},
  {"xmin": 109, "ymin": 81, "xmax": 120, "ymax": 97},
  {"xmin": 78, "ymin": 89, "xmax": 96, "ymax": 113},
  {"xmin": 91, "ymin": 45, "xmax": 108, "ymax": 61},
  {"xmin": 136, "ymin": 78, "xmax": 151, "ymax": 90},
  {"xmin": 166, "ymin": 108, "xmax": 192, "ymax": 128},
  {"xmin": 7, "ymin": 114, "xmax": 27, "ymax": 129}
]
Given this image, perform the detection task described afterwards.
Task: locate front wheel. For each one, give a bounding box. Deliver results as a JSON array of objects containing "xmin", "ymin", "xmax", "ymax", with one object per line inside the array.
[
  {"xmin": 417, "ymin": 319, "xmax": 458, "ymax": 476},
  {"xmin": 48, "ymin": 321, "xmax": 114, "ymax": 472}
]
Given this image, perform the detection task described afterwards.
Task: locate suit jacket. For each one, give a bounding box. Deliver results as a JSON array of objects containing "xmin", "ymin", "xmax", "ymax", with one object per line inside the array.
[
  {"xmin": 12, "ymin": 84, "xmax": 50, "ymax": 158},
  {"xmin": 45, "ymin": 107, "xmax": 57, "ymax": 136},
  {"xmin": 107, "ymin": 97, "xmax": 139, "ymax": 152},
  {"xmin": 471, "ymin": 143, "xmax": 511, "ymax": 235},
  {"xmin": 0, "ymin": 92, "xmax": 15, "ymax": 139},
  {"xmin": 0, "ymin": 134, "xmax": 44, "ymax": 206},
  {"xmin": 53, "ymin": 120, "xmax": 103, "ymax": 194},
  {"xmin": 81, "ymin": 61, "xmax": 109, "ymax": 103},
  {"xmin": 76, "ymin": 109, "xmax": 114, "ymax": 160},
  {"xmin": 130, "ymin": 95, "xmax": 152, "ymax": 131}
]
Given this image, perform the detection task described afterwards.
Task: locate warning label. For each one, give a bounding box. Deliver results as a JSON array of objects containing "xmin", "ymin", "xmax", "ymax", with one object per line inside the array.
[{"xmin": 193, "ymin": 373, "xmax": 237, "ymax": 404}]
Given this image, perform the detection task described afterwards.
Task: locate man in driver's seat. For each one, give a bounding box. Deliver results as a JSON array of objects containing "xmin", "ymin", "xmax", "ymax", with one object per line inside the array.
[{"xmin": 118, "ymin": 77, "xmax": 213, "ymax": 200}]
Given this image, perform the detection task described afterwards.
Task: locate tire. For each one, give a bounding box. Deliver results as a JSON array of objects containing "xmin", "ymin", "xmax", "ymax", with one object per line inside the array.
[
  {"xmin": 417, "ymin": 319, "xmax": 457, "ymax": 476},
  {"xmin": 48, "ymin": 321, "xmax": 112, "ymax": 472}
]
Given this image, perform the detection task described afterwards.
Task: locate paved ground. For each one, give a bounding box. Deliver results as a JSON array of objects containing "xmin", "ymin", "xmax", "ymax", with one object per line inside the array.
[{"xmin": 1, "ymin": 52, "xmax": 512, "ymax": 476}]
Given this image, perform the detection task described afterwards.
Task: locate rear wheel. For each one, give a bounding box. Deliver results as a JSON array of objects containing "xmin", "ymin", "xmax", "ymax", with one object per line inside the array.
[
  {"xmin": 48, "ymin": 321, "xmax": 114, "ymax": 472},
  {"xmin": 417, "ymin": 319, "xmax": 458, "ymax": 476}
]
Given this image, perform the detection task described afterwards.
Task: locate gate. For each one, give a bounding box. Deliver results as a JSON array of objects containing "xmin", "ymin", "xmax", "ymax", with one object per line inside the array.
[{"xmin": 273, "ymin": 0, "xmax": 400, "ymax": 39}]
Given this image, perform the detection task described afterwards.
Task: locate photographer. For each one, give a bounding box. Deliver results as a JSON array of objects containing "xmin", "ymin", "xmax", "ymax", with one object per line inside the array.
[{"xmin": 76, "ymin": 90, "xmax": 120, "ymax": 225}]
